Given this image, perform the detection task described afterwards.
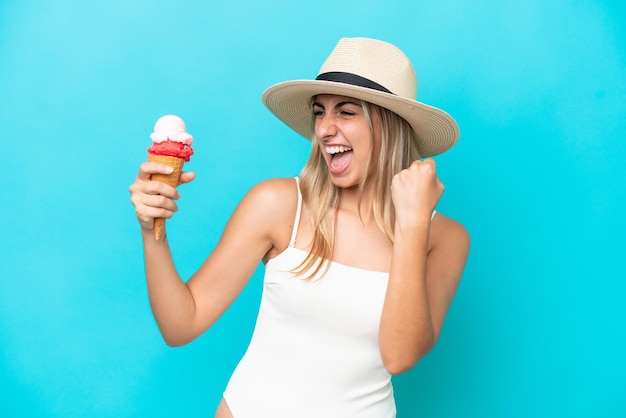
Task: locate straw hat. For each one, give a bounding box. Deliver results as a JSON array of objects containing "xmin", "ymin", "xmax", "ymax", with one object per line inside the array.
[{"xmin": 262, "ymin": 37, "xmax": 459, "ymax": 157}]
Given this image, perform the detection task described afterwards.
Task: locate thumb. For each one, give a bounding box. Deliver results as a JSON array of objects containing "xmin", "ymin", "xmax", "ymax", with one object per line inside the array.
[{"xmin": 179, "ymin": 171, "xmax": 196, "ymax": 185}]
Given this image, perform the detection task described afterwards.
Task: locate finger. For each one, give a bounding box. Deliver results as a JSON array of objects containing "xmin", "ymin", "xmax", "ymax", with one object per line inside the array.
[
  {"xmin": 143, "ymin": 180, "xmax": 180, "ymax": 199},
  {"xmin": 130, "ymin": 175, "xmax": 180, "ymax": 199},
  {"xmin": 422, "ymin": 158, "xmax": 437, "ymax": 170},
  {"xmin": 132, "ymin": 194, "xmax": 179, "ymax": 219},
  {"xmin": 137, "ymin": 162, "xmax": 175, "ymax": 180},
  {"xmin": 410, "ymin": 159, "xmax": 423, "ymax": 169},
  {"xmin": 142, "ymin": 193, "xmax": 179, "ymax": 213},
  {"xmin": 130, "ymin": 184, "xmax": 179, "ymax": 208},
  {"xmin": 179, "ymin": 171, "xmax": 196, "ymax": 185},
  {"xmin": 135, "ymin": 203, "xmax": 177, "ymax": 224}
]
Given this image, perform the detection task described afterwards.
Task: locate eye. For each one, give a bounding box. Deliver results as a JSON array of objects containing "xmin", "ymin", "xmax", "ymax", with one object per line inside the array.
[
  {"xmin": 312, "ymin": 105, "xmax": 325, "ymax": 117},
  {"xmin": 337, "ymin": 102, "xmax": 361, "ymax": 116}
]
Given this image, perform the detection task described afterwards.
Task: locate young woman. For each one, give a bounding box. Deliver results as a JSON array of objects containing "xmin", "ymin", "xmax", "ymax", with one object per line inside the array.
[{"xmin": 130, "ymin": 37, "xmax": 470, "ymax": 418}]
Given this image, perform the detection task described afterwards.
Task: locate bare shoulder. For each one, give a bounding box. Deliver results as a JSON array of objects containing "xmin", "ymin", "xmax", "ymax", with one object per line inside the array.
[
  {"xmin": 245, "ymin": 177, "xmax": 298, "ymax": 205},
  {"xmin": 241, "ymin": 177, "xmax": 299, "ymax": 255},
  {"xmin": 430, "ymin": 212, "xmax": 470, "ymax": 255}
]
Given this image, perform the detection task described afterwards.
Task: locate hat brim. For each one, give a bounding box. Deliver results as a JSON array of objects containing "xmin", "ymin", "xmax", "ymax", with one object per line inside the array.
[{"xmin": 262, "ymin": 80, "xmax": 459, "ymax": 157}]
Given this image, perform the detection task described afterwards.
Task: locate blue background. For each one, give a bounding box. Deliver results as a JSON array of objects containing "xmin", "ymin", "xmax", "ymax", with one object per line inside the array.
[{"xmin": 1, "ymin": 0, "xmax": 625, "ymax": 416}]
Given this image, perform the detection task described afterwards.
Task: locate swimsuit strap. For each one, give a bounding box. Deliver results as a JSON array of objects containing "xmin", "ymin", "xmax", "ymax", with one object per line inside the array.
[{"xmin": 288, "ymin": 177, "xmax": 303, "ymax": 248}]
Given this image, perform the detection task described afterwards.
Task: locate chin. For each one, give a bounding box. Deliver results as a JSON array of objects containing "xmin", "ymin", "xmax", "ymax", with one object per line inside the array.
[{"xmin": 329, "ymin": 175, "xmax": 359, "ymax": 190}]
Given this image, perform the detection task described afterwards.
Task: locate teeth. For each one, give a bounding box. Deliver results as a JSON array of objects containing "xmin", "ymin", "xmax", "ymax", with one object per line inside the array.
[{"xmin": 325, "ymin": 145, "xmax": 353, "ymax": 155}]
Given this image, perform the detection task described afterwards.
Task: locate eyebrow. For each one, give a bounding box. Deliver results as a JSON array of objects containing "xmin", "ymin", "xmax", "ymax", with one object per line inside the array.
[{"xmin": 312, "ymin": 100, "xmax": 362, "ymax": 110}]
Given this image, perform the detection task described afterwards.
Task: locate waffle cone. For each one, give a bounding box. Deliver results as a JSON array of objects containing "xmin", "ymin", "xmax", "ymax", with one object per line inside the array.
[{"xmin": 148, "ymin": 154, "xmax": 185, "ymax": 240}]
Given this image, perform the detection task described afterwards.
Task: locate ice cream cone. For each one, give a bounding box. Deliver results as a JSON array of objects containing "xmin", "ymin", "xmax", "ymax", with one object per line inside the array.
[{"xmin": 148, "ymin": 154, "xmax": 185, "ymax": 240}]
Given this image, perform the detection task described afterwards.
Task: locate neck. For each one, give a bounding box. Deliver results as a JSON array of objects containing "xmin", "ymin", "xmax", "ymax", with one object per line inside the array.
[{"xmin": 337, "ymin": 182, "xmax": 377, "ymax": 223}]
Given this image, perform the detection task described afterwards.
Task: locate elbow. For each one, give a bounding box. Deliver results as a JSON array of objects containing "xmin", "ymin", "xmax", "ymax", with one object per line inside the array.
[
  {"xmin": 154, "ymin": 315, "xmax": 202, "ymax": 347},
  {"xmin": 384, "ymin": 359, "xmax": 417, "ymax": 376},
  {"xmin": 163, "ymin": 336, "xmax": 187, "ymax": 347},
  {"xmin": 160, "ymin": 328, "xmax": 196, "ymax": 347},
  {"xmin": 157, "ymin": 315, "xmax": 209, "ymax": 347},
  {"xmin": 382, "ymin": 337, "xmax": 436, "ymax": 375}
]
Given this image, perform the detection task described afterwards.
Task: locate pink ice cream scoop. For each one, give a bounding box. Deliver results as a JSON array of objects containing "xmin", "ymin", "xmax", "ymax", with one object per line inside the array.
[{"xmin": 148, "ymin": 115, "xmax": 194, "ymax": 161}]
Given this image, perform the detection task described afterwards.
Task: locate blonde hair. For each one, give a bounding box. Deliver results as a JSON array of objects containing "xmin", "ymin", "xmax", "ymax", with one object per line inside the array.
[{"xmin": 293, "ymin": 100, "xmax": 420, "ymax": 278}]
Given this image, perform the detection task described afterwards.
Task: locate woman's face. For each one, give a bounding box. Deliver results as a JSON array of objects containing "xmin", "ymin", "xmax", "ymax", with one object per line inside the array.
[{"xmin": 313, "ymin": 94, "xmax": 382, "ymax": 188}]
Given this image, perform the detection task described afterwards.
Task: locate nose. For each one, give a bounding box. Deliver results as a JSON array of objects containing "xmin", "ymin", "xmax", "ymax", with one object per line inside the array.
[{"xmin": 315, "ymin": 113, "xmax": 337, "ymax": 141}]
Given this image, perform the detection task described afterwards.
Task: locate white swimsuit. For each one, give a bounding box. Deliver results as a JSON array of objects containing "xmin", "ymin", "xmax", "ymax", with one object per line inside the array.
[{"xmin": 223, "ymin": 178, "xmax": 398, "ymax": 417}]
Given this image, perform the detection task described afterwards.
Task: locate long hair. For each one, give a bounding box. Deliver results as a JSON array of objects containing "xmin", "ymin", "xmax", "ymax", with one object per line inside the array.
[{"xmin": 293, "ymin": 100, "xmax": 420, "ymax": 278}]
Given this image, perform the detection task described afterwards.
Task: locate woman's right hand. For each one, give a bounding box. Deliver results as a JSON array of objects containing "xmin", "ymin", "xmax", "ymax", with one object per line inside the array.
[{"xmin": 129, "ymin": 162, "xmax": 196, "ymax": 232}]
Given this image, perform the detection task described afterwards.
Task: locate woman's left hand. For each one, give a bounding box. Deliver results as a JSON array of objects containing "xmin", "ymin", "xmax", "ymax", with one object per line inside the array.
[{"xmin": 390, "ymin": 158, "xmax": 444, "ymax": 226}]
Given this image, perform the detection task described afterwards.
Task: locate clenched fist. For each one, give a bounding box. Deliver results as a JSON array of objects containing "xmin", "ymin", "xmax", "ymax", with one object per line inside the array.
[{"xmin": 391, "ymin": 158, "xmax": 444, "ymax": 227}]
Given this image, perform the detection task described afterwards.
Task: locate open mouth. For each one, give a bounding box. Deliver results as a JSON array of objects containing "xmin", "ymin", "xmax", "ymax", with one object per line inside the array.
[
  {"xmin": 326, "ymin": 145, "xmax": 353, "ymax": 172},
  {"xmin": 326, "ymin": 145, "xmax": 353, "ymax": 155}
]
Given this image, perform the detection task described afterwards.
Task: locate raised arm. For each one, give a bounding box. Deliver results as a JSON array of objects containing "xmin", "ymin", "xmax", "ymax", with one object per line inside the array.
[
  {"xmin": 130, "ymin": 163, "xmax": 296, "ymax": 346},
  {"xmin": 379, "ymin": 159, "xmax": 470, "ymax": 374}
]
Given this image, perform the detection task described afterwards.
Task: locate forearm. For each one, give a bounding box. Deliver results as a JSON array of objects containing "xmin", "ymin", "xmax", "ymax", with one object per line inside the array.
[
  {"xmin": 142, "ymin": 229, "xmax": 197, "ymax": 346},
  {"xmin": 379, "ymin": 218, "xmax": 434, "ymax": 374}
]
